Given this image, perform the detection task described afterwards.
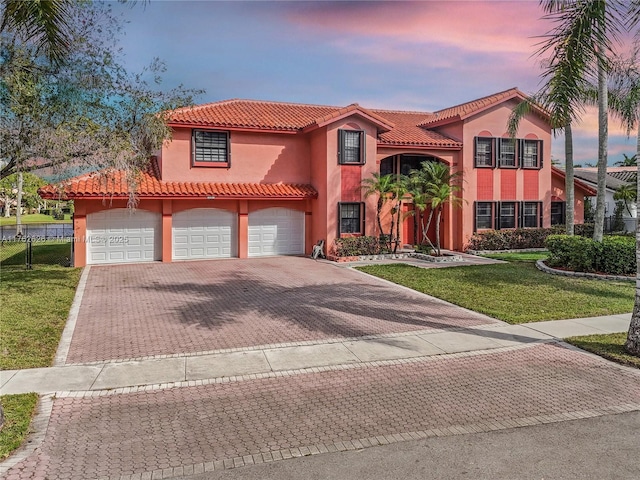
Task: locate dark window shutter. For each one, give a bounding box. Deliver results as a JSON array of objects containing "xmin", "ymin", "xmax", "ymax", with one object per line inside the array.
[
  {"xmin": 360, "ymin": 132, "xmax": 366, "ymax": 165},
  {"xmin": 518, "ymin": 201, "xmax": 523, "ymax": 228},
  {"xmin": 518, "ymin": 139, "xmax": 523, "ymax": 169},
  {"xmin": 473, "ymin": 201, "xmax": 477, "ymax": 232},
  {"xmin": 539, "ymin": 201, "xmax": 543, "ymax": 227},
  {"xmin": 338, "ymin": 130, "xmax": 346, "ymax": 163},
  {"xmin": 538, "ymin": 140, "xmax": 543, "ymax": 169},
  {"xmin": 495, "ymin": 201, "xmax": 500, "ymax": 230}
]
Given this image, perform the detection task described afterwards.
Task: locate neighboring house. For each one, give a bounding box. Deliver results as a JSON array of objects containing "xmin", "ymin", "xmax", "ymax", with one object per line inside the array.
[
  {"xmin": 573, "ymin": 167, "xmax": 636, "ymax": 231},
  {"xmin": 40, "ymin": 88, "xmax": 593, "ymax": 267}
]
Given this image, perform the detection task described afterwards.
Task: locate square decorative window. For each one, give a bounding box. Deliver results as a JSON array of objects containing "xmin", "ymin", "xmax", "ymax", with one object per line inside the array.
[
  {"xmin": 523, "ymin": 202, "xmax": 539, "ymax": 228},
  {"xmin": 474, "ymin": 137, "xmax": 494, "ymax": 167},
  {"xmin": 192, "ymin": 130, "xmax": 229, "ymax": 167},
  {"xmin": 339, "ymin": 130, "xmax": 365, "ymax": 164},
  {"xmin": 551, "ymin": 201, "xmax": 566, "ymax": 225},
  {"xmin": 498, "ymin": 139, "xmax": 517, "ymax": 167},
  {"xmin": 339, "ymin": 202, "xmax": 363, "ymax": 234},
  {"xmin": 500, "ymin": 202, "xmax": 516, "ymax": 229},
  {"xmin": 475, "ymin": 202, "xmax": 494, "ymax": 230},
  {"xmin": 520, "ymin": 139, "xmax": 542, "ymax": 168}
]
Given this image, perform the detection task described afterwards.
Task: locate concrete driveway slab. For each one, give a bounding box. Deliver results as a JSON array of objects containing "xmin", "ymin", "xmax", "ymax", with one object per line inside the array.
[
  {"xmin": 473, "ymin": 324, "xmax": 553, "ymax": 347},
  {"xmin": 571, "ymin": 316, "xmax": 631, "ymax": 334},
  {"xmin": 0, "ymin": 365, "xmax": 102, "ymax": 394},
  {"xmin": 186, "ymin": 351, "xmax": 271, "ymax": 380},
  {"xmin": 418, "ymin": 330, "xmax": 503, "ymax": 353},
  {"xmin": 91, "ymin": 358, "xmax": 185, "ymax": 390},
  {"xmin": 344, "ymin": 335, "xmax": 445, "ymax": 362},
  {"xmin": 524, "ymin": 320, "xmax": 609, "ymax": 339},
  {"xmin": 265, "ymin": 343, "xmax": 360, "ymax": 371},
  {"xmin": 0, "ymin": 370, "xmax": 18, "ymax": 389}
]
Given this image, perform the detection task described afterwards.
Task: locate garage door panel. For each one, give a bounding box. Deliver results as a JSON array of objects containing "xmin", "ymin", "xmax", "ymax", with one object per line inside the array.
[
  {"xmin": 172, "ymin": 208, "xmax": 237, "ymax": 260},
  {"xmin": 87, "ymin": 209, "xmax": 161, "ymax": 265},
  {"xmin": 248, "ymin": 208, "xmax": 304, "ymax": 257}
]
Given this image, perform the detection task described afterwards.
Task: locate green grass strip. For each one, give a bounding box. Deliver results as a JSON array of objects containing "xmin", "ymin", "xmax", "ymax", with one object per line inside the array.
[
  {"xmin": 0, "ymin": 393, "xmax": 39, "ymax": 461},
  {"xmin": 566, "ymin": 333, "xmax": 640, "ymax": 369},
  {"xmin": 0, "ymin": 266, "xmax": 81, "ymax": 369},
  {"xmin": 357, "ymin": 263, "xmax": 633, "ymax": 324}
]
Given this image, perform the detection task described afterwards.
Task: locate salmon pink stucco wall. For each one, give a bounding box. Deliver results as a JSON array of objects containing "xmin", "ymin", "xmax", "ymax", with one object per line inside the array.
[
  {"xmin": 161, "ymin": 128, "xmax": 311, "ymax": 184},
  {"xmin": 460, "ymin": 99, "xmax": 552, "ymax": 246},
  {"xmin": 552, "ymin": 174, "xmax": 586, "ymax": 222}
]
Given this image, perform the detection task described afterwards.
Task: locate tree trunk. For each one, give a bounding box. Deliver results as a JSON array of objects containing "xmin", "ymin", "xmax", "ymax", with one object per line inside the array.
[
  {"xmin": 3, "ymin": 195, "xmax": 11, "ymax": 217},
  {"xmin": 625, "ymin": 109, "xmax": 640, "ymax": 356},
  {"xmin": 565, "ymin": 123, "xmax": 575, "ymax": 235},
  {"xmin": 394, "ymin": 201, "xmax": 402, "ymax": 254},
  {"xmin": 16, "ymin": 171, "xmax": 24, "ymax": 236},
  {"xmin": 435, "ymin": 208, "xmax": 442, "ymax": 256},
  {"xmin": 593, "ymin": 48, "xmax": 608, "ymax": 242}
]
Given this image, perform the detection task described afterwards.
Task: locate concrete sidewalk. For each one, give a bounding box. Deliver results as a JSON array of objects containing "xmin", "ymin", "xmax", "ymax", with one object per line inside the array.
[{"xmin": 0, "ymin": 313, "xmax": 631, "ymax": 395}]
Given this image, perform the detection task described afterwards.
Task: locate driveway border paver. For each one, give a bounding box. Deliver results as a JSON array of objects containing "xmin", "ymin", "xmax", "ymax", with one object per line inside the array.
[{"xmin": 54, "ymin": 265, "xmax": 91, "ymax": 366}]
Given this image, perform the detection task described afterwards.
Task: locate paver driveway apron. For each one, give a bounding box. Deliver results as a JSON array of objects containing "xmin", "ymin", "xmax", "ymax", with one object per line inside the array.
[{"xmin": 65, "ymin": 257, "xmax": 498, "ymax": 364}]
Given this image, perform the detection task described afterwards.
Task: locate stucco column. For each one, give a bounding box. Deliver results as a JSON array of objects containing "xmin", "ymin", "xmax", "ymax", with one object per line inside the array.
[
  {"xmin": 238, "ymin": 200, "xmax": 248, "ymax": 259},
  {"xmin": 73, "ymin": 210, "xmax": 86, "ymax": 268},
  {"xmin": 162, "ymin": 200, "xmax": 172, "ymax": 262}
]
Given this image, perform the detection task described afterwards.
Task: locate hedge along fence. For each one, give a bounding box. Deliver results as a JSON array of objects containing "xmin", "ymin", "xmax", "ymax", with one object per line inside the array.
[
  {"xmin": 545, "ymin": 234, "xmax": 635, "ymax": 275},
  {"xmin": 466, "ymin": 224, "xmax": 595, "ymax": 251}
]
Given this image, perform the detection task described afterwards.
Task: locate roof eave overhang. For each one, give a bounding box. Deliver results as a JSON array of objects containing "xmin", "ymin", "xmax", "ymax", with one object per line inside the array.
[
  {"xmin": 42, "ymin": 193, "xmax": 317, "ymax": 201},
  {"xmin": 303, "ymin": 111, "xmax": 394, "ymax": 134},
  {"xmin": 168, "ymin": 123, "xmax": 299, "ymax": 135},
  {"xmin": 377, "ymin": 142, "xmax": 462, "ymax": 150}
]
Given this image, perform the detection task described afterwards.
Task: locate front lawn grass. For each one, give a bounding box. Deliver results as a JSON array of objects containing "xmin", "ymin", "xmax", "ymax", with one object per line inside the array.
[
  {"xmin": 0, "ymin": 214, "xmax": 71, "ymax": 226},
  {"xmin": 565, "ymin": 333, "xmax": 640, "ymax": 369},
  {"xmin": 1, "ymin": 240, "xmax": 72, "ymax": 266},
  {"xmin": 480, "ymin": 251, "xmax": 548, "ymax": 262},
  {"xmin": 0, "ymin": 393, "xmax": 39, "ymax": 461},
  {"xmin": 357, "ymin": 263, "xmax": 633, "ymax": 324},
  {"xmin": 0, "ymin": 266, "xmax": 81, "ymax": 369}
]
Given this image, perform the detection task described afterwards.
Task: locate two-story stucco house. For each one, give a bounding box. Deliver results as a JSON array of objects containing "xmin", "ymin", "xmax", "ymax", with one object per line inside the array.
[{"xmin": 40, "ymin": 88, "xmax": 594, "ymax": 267}]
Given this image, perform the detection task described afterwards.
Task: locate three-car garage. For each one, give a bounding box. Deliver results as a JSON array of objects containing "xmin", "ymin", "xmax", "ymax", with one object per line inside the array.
[{"xmin": 85, "ymin": 206, "xmax": 305, "ymax": 265}]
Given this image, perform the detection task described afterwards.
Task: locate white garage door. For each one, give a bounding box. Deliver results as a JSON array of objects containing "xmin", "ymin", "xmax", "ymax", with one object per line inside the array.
[
  {"xmin": 172, "ymin": 208, "xmax": 237, "ymax": 260},
  {"xmin": 86, "ymin": 209, "xmax": 161, "ymax": 265},
  {"xmin": 248, "ymin": 207, "xmax": 304, "ymax": 257}
]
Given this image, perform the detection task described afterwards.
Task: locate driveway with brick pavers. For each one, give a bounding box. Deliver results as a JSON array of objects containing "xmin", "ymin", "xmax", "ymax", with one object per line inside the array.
[
  {"xmin": 5, "ymin": 343, "xmax": 640, "ymax": 480},
  {"xmin": 66, "ymin": 257, "xmax": 496, "ymax": 363}
]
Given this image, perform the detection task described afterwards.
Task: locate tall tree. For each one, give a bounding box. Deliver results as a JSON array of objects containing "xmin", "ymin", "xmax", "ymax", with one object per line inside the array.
[
  {"xmin": 538, "ymin": 0, "xmax": 628, "ymax": 241},
  {"xmin": 607, "ymin": 43, "xmax": 640, "ymax": 355},
  {"xmin": 0, "ymin": 1, "xmax": 203, "ymax": 207},
  {"xmin": 361, "ymin": 173, "xmax": 397, "ymax": 250}
]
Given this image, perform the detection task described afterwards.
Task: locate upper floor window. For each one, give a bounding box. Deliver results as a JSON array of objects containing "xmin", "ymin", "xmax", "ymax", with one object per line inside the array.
[
  {"xmin": 339, "ymin": 130, "xmax": 365, "ymax": 164},
  {"xmin": 498, "ymin": 138, "xmax": 517, "ymax": 167},
  {"xmin": 520, "ymin": 139, "xmax": 542, "ymax": 169},
  {"xmin": 474, "ymin": 137, "xmax": 494, "ymax": 168},
  {"xmin": 193, "ymin": 130, "xmax": 229, "ymax": 167}
]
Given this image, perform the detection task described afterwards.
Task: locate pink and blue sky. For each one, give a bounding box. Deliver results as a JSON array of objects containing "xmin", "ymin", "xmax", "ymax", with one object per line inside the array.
[{"xmin": 114, "ymin": 0, "xmax": 637, "ymax": 165}]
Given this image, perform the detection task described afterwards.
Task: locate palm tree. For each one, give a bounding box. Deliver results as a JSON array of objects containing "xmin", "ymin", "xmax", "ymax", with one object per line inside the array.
[
  {"xmin": 408, "ymin": 161, "xmax": 462, "ymax": 256},
  {"xmin": 361, "ymin": 173, "xmax": 398, "ymax": 251},
  {"xmin": 1, "ymin": 0, "xmax": 75, "ymax": 64},
  {"xmin": 607, "ymin": 44, "xmax": 640, "ymax": 356},
  {"xmin": 614, "ymin": 153, "xmax": 638, "ymax": 166},
  {"xmin": 537, "ymin": 0, "xmax": 628, "ymax": 242}
]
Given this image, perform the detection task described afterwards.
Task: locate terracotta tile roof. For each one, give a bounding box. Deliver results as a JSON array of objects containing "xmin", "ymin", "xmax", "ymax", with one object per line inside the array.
[
  {"xmin": 371, "ymin": 109, "xmax": 462, "ymax": 148},
  {"xmin": 418, "ymin": 88, "xmax": 548, "ymax": 127},
  {"xmin": 38, "ymin": 161, "xmax": 318, "ymax": 200},
  {"xmin": 168, "ymin": 99, "xmax": 462, "ymax": 148},
  {"xmin": 168, "ymin": 99, "xmax": 340, "ymax": 131}
]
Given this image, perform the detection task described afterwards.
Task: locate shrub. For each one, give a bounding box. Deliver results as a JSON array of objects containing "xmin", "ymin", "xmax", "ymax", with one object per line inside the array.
[
  {"xmin": 466, "ymin": 224, "xmax": 596, "ymax": 251},
  {"xmin": 546, "ymin": 234, "xmax": 634, "ymax": 275},
  {"xmin": 333, "ymin": 236, "xmax": 381, "ymax": 257}
]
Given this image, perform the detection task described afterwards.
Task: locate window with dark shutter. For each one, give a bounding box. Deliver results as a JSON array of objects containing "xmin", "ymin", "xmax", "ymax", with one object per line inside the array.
[
  {"xmin": 339, "ymin": 130, "xmax": 365, "ymax": 164},
  {"xmin": 339, "ymin": 203, "xmax": 363, "ymax": 234},
  {"xmin": 523, "ymin": 202, "xmax": 539, "ymax": 227},
  {"xmin": 475, "ymin": 202, "xmax": 494, "ymax": 230},
  {"xmin": 192, "ymin": 130, "xmax": 230, "ymax": 166},
  {"xmin": 520, "ymin": 139, "xmax": 541, "ymax": 168},
  {"xmin": 499, "ymin": 202, "xmax": 516, "ymax": 228},
  {"xmin": 474, "ymin": 137, "xmax": 494, "ymax": 167},
  {"xmin": 498, "ymin": 138, "xmax": 517, "ymax": 167}
]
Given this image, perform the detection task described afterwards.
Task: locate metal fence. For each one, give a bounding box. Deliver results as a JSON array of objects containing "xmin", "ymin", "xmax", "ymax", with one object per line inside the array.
[
  {"xmin": 0, "ymin": 223, "xmax": 73, "ymax": 240},
  {"xmin": 604, "ymin": 216, "xmax": 637, "ymax": 234},
  {"xmin": 0, "ymin": 238, "xmax": 72, "ymax": 269}
]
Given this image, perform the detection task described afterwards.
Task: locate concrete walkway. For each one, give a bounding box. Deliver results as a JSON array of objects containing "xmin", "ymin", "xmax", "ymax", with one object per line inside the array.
[{"xmin": 0, "ymin": 313, "xmax": 631, "ymax": 395}]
